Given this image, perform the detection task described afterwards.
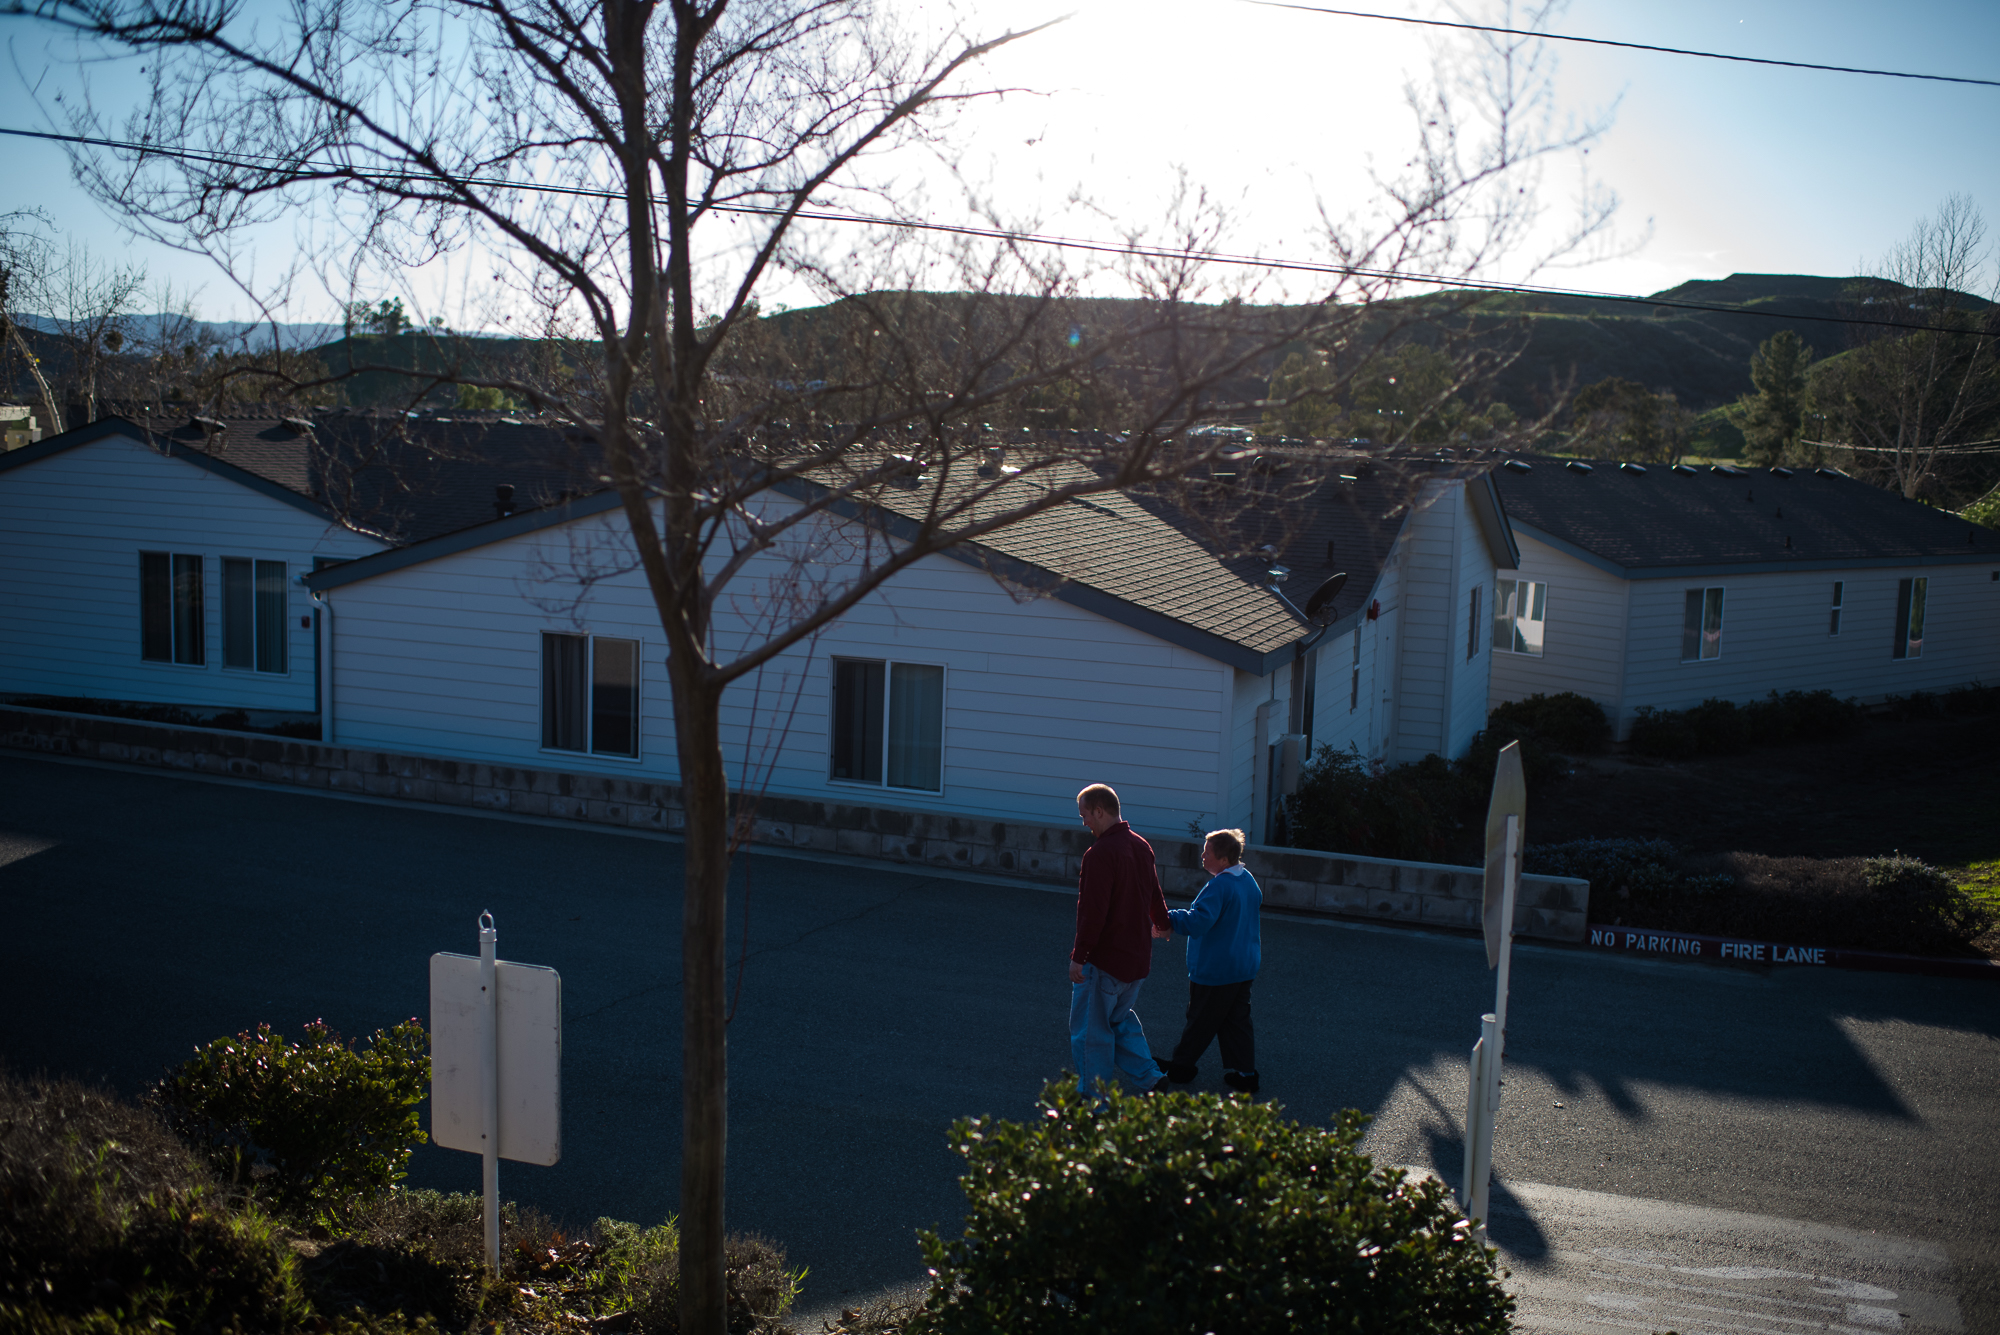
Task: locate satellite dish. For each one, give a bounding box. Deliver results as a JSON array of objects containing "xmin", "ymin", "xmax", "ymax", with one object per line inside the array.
[{"xmin": 1303, "ymin": 571, "xmax": 1348, "ymax": 621}]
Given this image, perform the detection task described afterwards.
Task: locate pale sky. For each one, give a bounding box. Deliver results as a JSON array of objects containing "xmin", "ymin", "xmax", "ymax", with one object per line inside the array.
[{"xmin": 1, "ymin": 0, "xmax": 1995, "ymax": 325}]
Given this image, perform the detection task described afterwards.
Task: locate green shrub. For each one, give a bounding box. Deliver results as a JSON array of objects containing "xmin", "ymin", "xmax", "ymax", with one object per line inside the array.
[
  {"xmin": 1486, "ymin": 691, "xmax": 1611, "ymax": 753},
  {"xmin": 1525, "ymin": 837, "xmax": 1688, "ymax": 898},
  {"xmin": 1863, "ymin": 854, "xmax": 1995, "ymax": 945},
  {"xmin": 0, "ymin": 1070, "xmax": 314, "ymax": 1334},
  {"xmin": 914, "ymin": 1079, "xmax": 1511, "ymax": 1335},
  {"xmin": 152, "ymin": 1018, "xmax": 430, "ymax": 1221}
]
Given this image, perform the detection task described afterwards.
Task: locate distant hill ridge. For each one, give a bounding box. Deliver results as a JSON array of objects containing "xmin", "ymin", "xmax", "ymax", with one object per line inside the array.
[{"xmin": 9, "ymin": 273, "xmax": 1987, "ymax": 417}]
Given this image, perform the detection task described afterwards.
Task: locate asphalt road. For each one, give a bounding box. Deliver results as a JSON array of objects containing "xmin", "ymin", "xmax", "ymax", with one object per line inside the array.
[{"xmin": 3, "ymin": 753, "xmax": 1997, "ymax": 1332}]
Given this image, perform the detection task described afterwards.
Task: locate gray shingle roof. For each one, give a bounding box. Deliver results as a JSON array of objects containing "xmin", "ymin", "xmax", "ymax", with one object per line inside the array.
[
  {"xmin": 1492, "ymin": 458, "xmax": 1992, "ymax": 573},
  {"xmin": 841, "ymin": 460, "xmax": 1312, "ymax": 666},
  {"xmin": 6, "ymin": 412, "xmax": 605, "ymax": 545}
]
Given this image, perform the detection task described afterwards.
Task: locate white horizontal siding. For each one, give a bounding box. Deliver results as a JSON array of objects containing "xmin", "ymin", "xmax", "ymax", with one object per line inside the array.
[
  {"xmin": 1446, "ymin": 486, "xmax": 1500, "ymax": 757},
  {"xmin": 1488, "ymin": 533, "xmax": 1630, "ymax": 727},
  {"xmin": 1622, "ymin": 564, "xmax": 2000, "ymax": 721},
  {"xmin": 0, "ymin": 434, "xmax": 384, "ymax": 713},
  {"xmin": 326, "ymin": 504, "xmax": 1242, "ymax": 837}
]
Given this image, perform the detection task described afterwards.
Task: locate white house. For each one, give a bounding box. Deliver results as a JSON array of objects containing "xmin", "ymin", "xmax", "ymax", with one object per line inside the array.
[
  {"xmin": 0, "ymin": 413, "xmax": 1515, "ymax": 839},
  {"xmin": 0, "ymin": 417, "xmax": 386, "ymax": 717},
  {"xmin": 1487, "ymin": 457, "xmax": 2000, "ymax": 736},
  {"xmin": 301, "ymin": 455, "xmax": 1515, "ymax": 838}
]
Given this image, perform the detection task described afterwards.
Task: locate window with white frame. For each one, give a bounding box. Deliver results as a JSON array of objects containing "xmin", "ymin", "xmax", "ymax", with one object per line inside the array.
[
  {"xmin": 1892, "ymin": 577, "xmax": 1927, "ymax": 659},
  {"xmin": 830, "ymin": 657, "xmax": 944, "ymax": 792},
  {"xmin": 222, "ymin": 558, "xmax": 289, "ymax": 673},
  {"xmin": 1493, "ymin": 579, "xmax": 1546, "ymax": 656},
  {"xmin": 139, "ymin": 551, "xmax": 205, "ymax": 665},
  {"xmin": 541, "ymin": 632, "xmax": 640, "ymax": 757},
  {"xmin": 1681, "ymin": 587, "xmax": 1725, "ymax": 662},
  {"xmin": 1828, "ymin": 581, "xmax": 1844, "ymax": 636}
]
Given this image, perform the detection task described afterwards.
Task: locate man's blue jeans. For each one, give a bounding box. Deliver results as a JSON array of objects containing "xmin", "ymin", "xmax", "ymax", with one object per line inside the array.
[{"xmin": 1070, "ymin": 963, "xmax": 1163, "ymax": 1095}]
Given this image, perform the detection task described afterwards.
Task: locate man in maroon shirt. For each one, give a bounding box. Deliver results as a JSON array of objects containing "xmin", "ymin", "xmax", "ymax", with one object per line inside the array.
[{"xmin": 1069, "ymin": 782, "xmax": 1174, "ymax": 1097}]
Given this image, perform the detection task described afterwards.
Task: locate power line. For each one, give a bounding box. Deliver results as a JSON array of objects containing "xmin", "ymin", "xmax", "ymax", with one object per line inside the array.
[
  {"xmin": 1246, "ymin": 2, "xmax": 2000, "ymax": 88},
  {"xmin": 3, "ymin": 124, "xmax": 1995, "ymax": 339}
]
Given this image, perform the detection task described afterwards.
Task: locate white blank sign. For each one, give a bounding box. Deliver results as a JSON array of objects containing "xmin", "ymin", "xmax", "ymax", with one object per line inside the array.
[{"xmin": 430, "ymin": 952, "xmax": 562, "ymax": 1165}]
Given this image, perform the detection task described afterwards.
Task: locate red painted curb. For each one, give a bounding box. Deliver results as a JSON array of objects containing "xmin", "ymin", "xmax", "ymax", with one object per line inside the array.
[{"xmin": 1583, "ymin": 924, "xmax": 2000, "ymax": 980}]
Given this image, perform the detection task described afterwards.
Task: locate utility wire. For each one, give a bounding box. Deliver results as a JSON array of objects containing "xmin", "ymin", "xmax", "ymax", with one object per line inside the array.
[
  {"xmin": 1246, "ymin": 2, "xmax": 2000, "ymax": 88},
  {"xmin": 4, "ymin": 124, "xmax": 1996, "ymax": 339}
]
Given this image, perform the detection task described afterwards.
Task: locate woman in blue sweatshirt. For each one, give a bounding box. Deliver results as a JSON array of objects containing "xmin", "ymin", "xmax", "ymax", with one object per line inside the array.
[{"xmin": 1161, "ymin": 828, "xmax": 1261, "ymax": 1094}]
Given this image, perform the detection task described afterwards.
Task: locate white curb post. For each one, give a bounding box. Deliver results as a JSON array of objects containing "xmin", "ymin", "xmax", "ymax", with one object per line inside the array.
[{"xmin": 479, "ymin": 911, "xmax": 501, "ymax": 1274}]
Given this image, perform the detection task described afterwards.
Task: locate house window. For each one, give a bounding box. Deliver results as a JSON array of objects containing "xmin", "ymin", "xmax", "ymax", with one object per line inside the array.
[
  {"xmin": 1829, "ymin": 581, "xmax": 1844, "ymax": 637},
  {"xmin": 1493, "ymin": 579, "xmax": 1546, "ymax": 656},
  {"xmin": 830, "ymin": 657, "xmax": 944, "ymax": 792},
  {"xmin": 1349, "ymin": 631, "xmax": 1361, "ymax": 713},
  {"xmin": 139, "ymin": 551, "xmax": 205, "ymax": 665},
  {"xmin": 1681, "ymin": 587, "xmax": 1726, "ymax": 662},
  {"xmin": 1892, "ymin": 578, "xmax": 1927, "ymax": 659},
  {"xmin": 1467, "ymin": 585, "xmax": 1482, "ymax": 661},
  {"xmin": 541, "ymin": 632, "xmax": 640, "ymax": 757},
  {"xmin": 222, "ymin": 558, "xmax": 289, "ymax": 673}
]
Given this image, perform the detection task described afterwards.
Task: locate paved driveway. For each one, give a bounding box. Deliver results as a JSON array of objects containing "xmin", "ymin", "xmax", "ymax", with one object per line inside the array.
[{"xmin": 3, "ymin": 753, "xmax": 1997, "ymax": 1331}]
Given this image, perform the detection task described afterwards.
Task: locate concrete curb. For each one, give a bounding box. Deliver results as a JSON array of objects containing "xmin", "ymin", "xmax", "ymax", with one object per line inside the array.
[{"xmin": 1580, "ymin": 923, "xmax": 2000, "ymax": 981}]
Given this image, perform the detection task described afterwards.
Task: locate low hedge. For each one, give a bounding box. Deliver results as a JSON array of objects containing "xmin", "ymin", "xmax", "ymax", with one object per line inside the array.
[{"xmin": 1527, "ymin": 839, "xmax": 1993, "ymax": 955}]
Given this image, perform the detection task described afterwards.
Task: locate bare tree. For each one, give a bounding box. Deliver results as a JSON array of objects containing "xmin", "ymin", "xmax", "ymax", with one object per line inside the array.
[
  {"xmin": 18, "ymin": 0, "xmax": 1611, "ymax": 1326},
  {"xmin": 1818, "ymin": 195, "xmax": 2000, "ymax": 500},
  {"xmin": 0, "ymin": 210, "xmax": 68, "ymax": 433}
]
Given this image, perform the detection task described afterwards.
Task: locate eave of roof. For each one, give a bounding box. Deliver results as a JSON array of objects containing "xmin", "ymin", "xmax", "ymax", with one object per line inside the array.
[{"xmin": 303, "ymin": 489, "xmax": 625, "ymax": 590}]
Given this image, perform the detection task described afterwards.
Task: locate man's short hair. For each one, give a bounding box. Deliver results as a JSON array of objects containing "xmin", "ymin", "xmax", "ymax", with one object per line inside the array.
[
  {"xmin": 1205, "ymin": 828, "xmax": 1246, "ymax": 864},
  {"xmin": 1076, "ymin": 783, "xmax": 1120, "ymax": 817}
]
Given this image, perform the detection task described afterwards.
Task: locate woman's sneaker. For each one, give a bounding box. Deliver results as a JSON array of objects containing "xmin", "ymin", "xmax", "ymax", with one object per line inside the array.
[{"xmin": 1222, "ymin": 1069, "xmax": 1260, "ymax": 1095}]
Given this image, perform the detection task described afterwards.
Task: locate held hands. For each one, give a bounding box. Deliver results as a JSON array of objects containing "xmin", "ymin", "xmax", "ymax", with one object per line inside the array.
[{"xmin": 1152, "ymin": 923, "xmax": 1173, "ymax": 940}]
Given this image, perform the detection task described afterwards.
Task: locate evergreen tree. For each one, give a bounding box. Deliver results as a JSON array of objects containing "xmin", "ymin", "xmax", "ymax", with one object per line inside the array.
[{"xmin": 1729, "ymin": 329, "xmax": 1815, "ymax": 466}]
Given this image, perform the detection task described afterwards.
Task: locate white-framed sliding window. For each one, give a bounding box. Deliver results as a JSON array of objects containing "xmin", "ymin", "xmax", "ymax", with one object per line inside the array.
[
  {"xmin": 139, "ymin": 550, "xmax": 206, "ymax": 666},
  {"xmin": 221, "ymin": 557, "xmax": 290, "ymax": 674},
  {"xmin": 1891, "ymin": 577, "xmax": 1928, "ymax": 660},
  {"xmin": 1493, "ymin": 578, "xmax": 1546, "ymax": 656},
  {"xmin": 541, "ymin": 632, "xmax": 641, "ymax": 758},
  {"xmin": 1828, "ymin": 581, "xmax": 1844, "ymax": 637},
  {"xmin": 1681, "ymin": 587, "xmax": 1725, "ymax": 662},
  {"xmin": 828, "ymin": 656, "xmax": 946, "ymax": 793}
]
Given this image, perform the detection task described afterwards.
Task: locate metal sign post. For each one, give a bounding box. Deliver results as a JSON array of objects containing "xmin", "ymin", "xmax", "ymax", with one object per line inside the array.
[
  {"xmin": 1465, "ymin": 742, "xmax": 1525, "ymax": 1242},
  {"xmin": 431, "ymin": 913, "xmax": 562, "ymax": 1274}
]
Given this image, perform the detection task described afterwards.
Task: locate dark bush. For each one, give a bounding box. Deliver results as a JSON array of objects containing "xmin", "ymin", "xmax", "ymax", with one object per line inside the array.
[
  {"xmin": 152, "ymin": 1018, "xmax": 430, "ymax": 1221},
  {"xmin": 1284, "ymin": 734, "xmax": 1565, "ymax": 864},
  {"xmin": 1626, "ymin": 691, "xmax": 1862, "ymax": 758},
  {"xmin": 1548, "ymin": 843, "xmax": 1994, "ymax": 954},
  {"xmin": 1282, "ymin": 747, "xmax": 1469, "ymax": 863},
  {"xmin": 1943, "ymin": 680, "xmax": 2000, "ymax": 717},
  {"xmin": 1486, "ymin": 691, "xmax": 1611, "ymax": 753},
  {"xmin": 914, "ymin": 1079, "xmax": 1512, "ymax": 1335},
  {"xmin": 1883, "ymin": 690, "xmax": 1943, "ymax": 721},
  {"xmin": 0, "ymin": 1069, "xmax": 314, "ymax": 1334}
]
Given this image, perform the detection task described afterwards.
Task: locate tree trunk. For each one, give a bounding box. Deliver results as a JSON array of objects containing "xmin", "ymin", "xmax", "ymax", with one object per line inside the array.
[{"xmin": 674, "ymin": 674, "xmax": 731, "ymax": 1335}]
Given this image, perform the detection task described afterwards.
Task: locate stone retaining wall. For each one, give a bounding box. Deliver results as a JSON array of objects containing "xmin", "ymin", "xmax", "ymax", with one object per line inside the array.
[{"xmin": 0, "ymin": 704, "xmax": 1588, "ymax": 941}]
